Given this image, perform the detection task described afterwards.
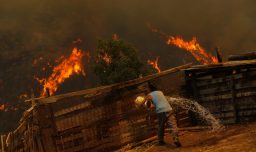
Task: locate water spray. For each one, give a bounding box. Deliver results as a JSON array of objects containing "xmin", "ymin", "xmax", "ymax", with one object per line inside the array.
[{"xmin": 134, "ymin": 95, "xmax": 224, "ymax": 131}]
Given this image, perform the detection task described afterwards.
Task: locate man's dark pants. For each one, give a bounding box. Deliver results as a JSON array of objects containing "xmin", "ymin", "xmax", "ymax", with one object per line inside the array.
[{"xmin": 157, "ymin": 112, "xmax": 179, "ymax": 143}]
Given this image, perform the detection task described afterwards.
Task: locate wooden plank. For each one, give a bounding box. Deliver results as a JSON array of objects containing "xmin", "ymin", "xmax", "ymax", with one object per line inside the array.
[
  {"xmin": 221, "ymin": 118, "xmax": 236, "ymax": 124},
  {"xmin": 198, "ymin": 85, "xmax": 230, "ymax": 96},
  {"xmin": 201, "ymin": 103, "xmax": 235, "ymax": 113},
  {"xmin": 239, "ymin": 115, "xmax": 256, "ymax": 122},
  {"xmin": 34, "ymin": 105, "xmax": 58, "ymax": 152},
  {"xmin": 190, "ymin": 71, "xmax": 256, "ymax": 91},
  {"xmin": 186, "ymin": 59, "xmax": 256, "ymax": 71},
  {"xmin": 54, "ymin": 96, "xmax": 134, "ymax": 120},
  {"xmin": 228, "ymin": 52, "xmax": 256, "ymax": 61},
  {"xmin": 199, "ymin": 91, "xmax": 256, "ymax": 102},
  {"xmin": 236, "ymin": 91, "xmax": 256, "ymax": 98},
  {"xmin": 238, "ymin": 105, "xmax": 256, "ymax": 110},
  {"xmin": 214, "ymin": 111, "xmax": 236, "ymax": 118},
  {"xmin": 199, "ymin": 94, "xmax": 232, "ymax": 102},
  {"xmin": 196, "ymin": 77, "xmax": 229, "ymax": 87},
  {"xmin": 235, "ymin": 80, "xmax": 256, "ymax": 90},
  {"xmin": 196, "ymin": 72, "xmax": 243, "ymax": 81},
  {"xmin": 54, "ymin": 101, "xmax": 91, "ymax": 117},
  {"xmin": 230, "ymin": 77, "xmax": 238, "ymax": 123},
  {"xmin": 238, "ymin": 109, "xmax": 256, "ymax": 116},
  {"xmin": 1, "ymin": 135, "xmax": 6, "ymax": 152},
  {"xmin": 55, "ymin": 100, "xmax": 130, "ymax": 122}
]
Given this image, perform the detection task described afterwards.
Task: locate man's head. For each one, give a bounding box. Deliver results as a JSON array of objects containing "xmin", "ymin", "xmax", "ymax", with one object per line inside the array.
[{"xmin": 148, "ymin": 83, "xmax": 157, "ymax": 92}]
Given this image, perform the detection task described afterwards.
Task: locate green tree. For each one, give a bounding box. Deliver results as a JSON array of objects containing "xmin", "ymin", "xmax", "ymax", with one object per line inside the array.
[{"xmin": 93, "ymin": 39, "xmax": 145, "ymax": 85}]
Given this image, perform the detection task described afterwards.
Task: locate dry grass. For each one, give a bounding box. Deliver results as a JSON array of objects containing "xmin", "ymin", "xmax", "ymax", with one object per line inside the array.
[{"xmin": 116, "ymin": 141, "xmax": 156, "ymax": 152}]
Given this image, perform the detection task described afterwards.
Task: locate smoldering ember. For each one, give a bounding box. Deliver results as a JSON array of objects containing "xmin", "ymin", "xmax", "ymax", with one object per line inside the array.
[{"xmin": 1, "ymin": 1, "xmax": 256, "ymax": 152}]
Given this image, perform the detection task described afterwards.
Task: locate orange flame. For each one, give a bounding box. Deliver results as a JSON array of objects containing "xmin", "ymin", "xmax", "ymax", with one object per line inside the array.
[
  {"xmin": 148, "ymin": 24, "xmax": 218, "ymax": 65},
  {"xmin": 112, "ymin": 34, "xmax": 119, "ymax": 41},
  {"xmin": 38, "ymin": 47, "xmax": 86, "ymax": 96},
  {"xmin": 0, "ymin": 104, "xmax": 5, "ymax": 111},
  {"xmin": 98, "ymin": 53, "xmax": 112, "ymax": 65},
  {"xmin": 32, "ymin": 57, "xmax": 44, "ymax": 66},
  {"xmin": 148, "ymin": 57, "xmax": 161, "ymax": 73},
  {"xmin": 167, "ymin": 36, "xmax": 218, "ymax": 64},
  {"xmin": 72, "ymin": 38, "xmax": 82, "ymax": 44}
]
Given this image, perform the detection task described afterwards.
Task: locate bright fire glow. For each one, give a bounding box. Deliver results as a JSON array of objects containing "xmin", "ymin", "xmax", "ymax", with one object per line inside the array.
[
  {"xmin": 167, "ymin": 36, "xmax": 218, "ymax": 64},
  {"xmin": 0, "ymin": 104, "xmax": 5, "ymax": 111},
  {"xmin": 37, "ymin": 47, "xmax": 86, "ymax": 96},
  {"xmin": 148, "ymin": 57, "xmax": 161, "ymax": 73},
  {"xmin": 112, "ymin": 34, "xmax": 119, "ymax": 41},
  {"xmin": 98, "ymin": 53, "xmax": 112, "ymax": 65}
]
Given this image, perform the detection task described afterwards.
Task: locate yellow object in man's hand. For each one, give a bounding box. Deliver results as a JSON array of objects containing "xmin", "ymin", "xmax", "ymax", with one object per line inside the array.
[{"xmin": 135, "ymin": 96, "xmax": 146, "ymax": 107}]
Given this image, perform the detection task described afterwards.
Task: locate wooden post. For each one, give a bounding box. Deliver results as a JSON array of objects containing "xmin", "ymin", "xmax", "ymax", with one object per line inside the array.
[
  {"xmin": 189, "ymin": 72, "xmax": 200, "ymax": 125},
  {"xmin": 46, "ymin": 88, "xmax": 50, "ymax": 97},
  {"xmin": 230, "ymin": 74, "xmax": 239, "ymax": 123},
  {"xmin": 34, "ymin": 105, "xmax": 57, "ymax": 152},
  {"xmin": 1, "ymin": 135, "xmax": 5, "ymax": 152},
  {"xmin": 215, "ymin": 47, "xmax": 223, "ymax": 63},
  {"xmin": 31, "ymin": 89, "xmax": 36, "ymax": 107}
]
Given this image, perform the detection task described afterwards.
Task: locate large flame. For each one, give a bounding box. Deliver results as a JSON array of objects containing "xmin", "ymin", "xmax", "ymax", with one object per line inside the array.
[
  {"xmin": 148, "ymin": 57, "xmax": 161, "ymax": 73},
  {"xmin": 148, "ymin": 24, "xmax": 218, "ymax": 65},
  {"xmin": 167, "ymin": 36, "xmax": 218, "ymax": 64},
  {"xmin": 38, "ymin": 47, "xmax": 86, "ymax": 96}
]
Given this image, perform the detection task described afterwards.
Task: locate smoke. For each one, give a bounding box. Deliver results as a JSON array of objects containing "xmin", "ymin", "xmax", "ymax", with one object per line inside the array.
[
  {"xmin": 1, "ymin": 0, "xmax": 256, "ymax": 58},
  {"xmin": 1, "ymin": 0, "xmax": 256, "ymax": 132}
]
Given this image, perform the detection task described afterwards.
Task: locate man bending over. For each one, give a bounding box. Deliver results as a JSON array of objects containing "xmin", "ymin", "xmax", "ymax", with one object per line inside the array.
[{"xmin": 145, "ymin": 84, "xmax": 181, "ymax": 147}]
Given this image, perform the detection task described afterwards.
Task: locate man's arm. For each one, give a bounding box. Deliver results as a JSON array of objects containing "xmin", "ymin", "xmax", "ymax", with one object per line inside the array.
[{"xmin": 144, "ymin": 95, "xmax": 155, "ymax": 110}]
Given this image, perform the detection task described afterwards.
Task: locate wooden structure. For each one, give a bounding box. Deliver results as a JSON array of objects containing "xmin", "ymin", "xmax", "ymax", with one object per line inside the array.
[
  {"xmin": 1, "ymin": 135, "xmax": 6, "ymax": 152},
  {"xmin": 185, "ymin": 60, "xmax": 256, "ymax": 124},
  {"xmin": 228, "ymin": 51, "xmax": 256, "ymax": 61},
  {"xmin": 5, "ymin": 64, "xmax": 191, "ymax": 152}
]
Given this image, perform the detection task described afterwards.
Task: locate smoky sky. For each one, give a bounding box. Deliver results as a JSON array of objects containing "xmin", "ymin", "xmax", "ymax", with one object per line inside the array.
[
  {"xmin": 1, "ymin": 0, "xmax": 256, "ymax": 58},
  {"xmin": 1, "ymin": 0, "xmax": 256, "ymax": 132}
]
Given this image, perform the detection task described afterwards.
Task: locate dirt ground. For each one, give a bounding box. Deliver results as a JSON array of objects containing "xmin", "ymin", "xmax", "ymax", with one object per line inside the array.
[{"xmin": 125, "ymin": 122, "xmax": 256, "ymax": 152}]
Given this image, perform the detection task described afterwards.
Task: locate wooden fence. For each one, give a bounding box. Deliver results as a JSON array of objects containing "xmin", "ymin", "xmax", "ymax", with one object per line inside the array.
[{"xmin": 5, "ymin": 64, "xmax": 191, "ymax": 152}]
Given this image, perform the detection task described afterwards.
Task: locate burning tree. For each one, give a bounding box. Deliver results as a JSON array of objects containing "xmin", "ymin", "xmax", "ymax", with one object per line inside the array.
[{"xmin": 93, "ymin": 38, "xmax": 145, "ymax": 85}]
